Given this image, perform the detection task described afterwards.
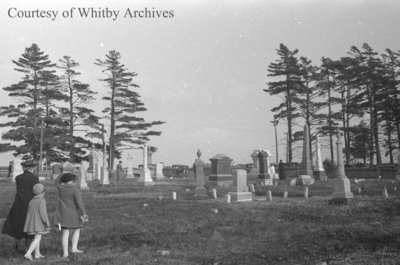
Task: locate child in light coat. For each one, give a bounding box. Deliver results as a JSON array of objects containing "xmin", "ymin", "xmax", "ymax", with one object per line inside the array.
[{"xmin": 23, "ymin": 183, "xmax": 50, "ymax": 260}]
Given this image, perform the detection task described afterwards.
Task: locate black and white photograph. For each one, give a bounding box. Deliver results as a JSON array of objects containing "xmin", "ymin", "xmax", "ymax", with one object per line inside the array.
[{"xmin": 1, "ymin": 0, "xmax": 400, "ymax": 264}]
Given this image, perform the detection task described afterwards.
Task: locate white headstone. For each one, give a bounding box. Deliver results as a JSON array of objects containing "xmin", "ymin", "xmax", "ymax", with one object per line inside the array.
[
  {"xmin": 226, "ymin": 194, "xmax": 231, "ymax": 204},
  {"xmin": 266, "ymin": 190, "xmax": 272, "ymax": 201},
  {"xmin": 138, "ymin": 143, "xmax": 154, "ymax": 185},
  {"xmin": 212, "ymin": 188, "xmax": 217, "ymax": 199},
  {"xmin": 100, "ymin": 148, "xmax": 109, "ymax": 185},
  {"xmin": 126, "ymin": 153, "xmax": 134, "ymax": 178},
  {"xmin": 155, "ymin": 163, "xmax": 164, "ymax": 179},
  {"xmin": 228, "ymin": 169, "xmax": 252, "ymax": 202},
  {"xmin": 79, "ymin": 161, "xmax": 89, "ymax": 190},
  {"xmin": 315, "ymin": 136, "xmax": 325, "ymax": 171}
]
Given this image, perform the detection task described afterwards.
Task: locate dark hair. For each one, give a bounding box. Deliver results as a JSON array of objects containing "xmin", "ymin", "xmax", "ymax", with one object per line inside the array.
[{"xmin": 60, "ymin": 173, "xmax": 77, "ymax": 183}]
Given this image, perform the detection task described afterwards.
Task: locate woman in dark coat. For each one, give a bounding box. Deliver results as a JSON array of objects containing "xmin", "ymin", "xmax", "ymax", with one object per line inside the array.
[{"xmin": 2, "ymin": 160, "xmax": 39, "ymax": 251}]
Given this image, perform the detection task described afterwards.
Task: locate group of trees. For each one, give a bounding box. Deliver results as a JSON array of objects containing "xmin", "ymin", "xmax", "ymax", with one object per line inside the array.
[
  {"xmin": 0, "ymin": 44, "xmax": 164, "ymax": 169},
  {"xmin": 265, "ymin": 43, "xmax": 400, "ymax": 165}
]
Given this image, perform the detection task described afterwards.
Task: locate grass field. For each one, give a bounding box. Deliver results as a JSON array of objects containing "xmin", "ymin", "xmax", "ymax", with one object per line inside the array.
[{"xmin": 1, "ymin": 177, "xmax": 400, "ymax": 265}]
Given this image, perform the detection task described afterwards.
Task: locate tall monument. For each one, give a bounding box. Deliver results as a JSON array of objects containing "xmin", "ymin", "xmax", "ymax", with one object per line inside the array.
[
  {"xmin": 299, "ymin": 124, "xmax": 313, "ymax": 176},
  {"xmin": 314, "ymin": 136, "xmax": 327, "ymax": 181},
  {"xmin": 329, "ymin": 131, "xmax": 353, "ymax": 205},
  {"xmin": 138, "ymin": 143, "xmax": 154, "ymax": 185}
]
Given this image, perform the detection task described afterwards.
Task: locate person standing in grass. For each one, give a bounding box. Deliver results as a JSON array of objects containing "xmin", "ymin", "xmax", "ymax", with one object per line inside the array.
[
  {"xmin": 2, "ymin": 160, "xmax": 39, "ymax": 252},
  {"xmin": 23, "ymin": 183, "xmax": 51, "ymax": 260},
  {"xmin": 53, "ymin": 172, "xmax": 88, "ymax": 258},
  {"xmin": 116, "ymin": 160, "xmax": 124, "ymax": 182},
  {"xmin": 7, "ymin": 161, "xmax": 12, "ymax": 178}
]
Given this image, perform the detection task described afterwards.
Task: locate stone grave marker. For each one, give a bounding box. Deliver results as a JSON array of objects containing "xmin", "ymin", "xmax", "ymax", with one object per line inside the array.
[
  {"xmin": 138, "ymin": 143, "xmax": 154, "ymax": 186},
  {"xmin": 228, "ymin": 169, "xmax": 252, "ymax": 202},
  {"xmin": 79, "ymin": 161, "xmax": 89, "ymax": 190},
  {"xmin": 329, "ymin": 132, "xmax": 353, "ymax": 205},
  {"xmin": 314, "ymin": 136, "xmax": 327, "ymax": 181},
  {"xmin": 266, "ymin": 190, "xmax": 272, "ymax": 202},
  {"xmin": 208, "ymin": 154, "xmax": 233, "ymax": 187},
  {"xmin": 155, "ymin": 163, "xmax": 165, "ymax": 179},
  {"xmin": 194, "ymin": 150, "xmax": 207, "ymax": 197},
  {"xmin": 212, "ymin": 188, "xmax": 217, "ymax": 199},
  {"xmin": 257, "ymin": 150, "xmax": 273, "ymax": 185},
  {"xmin": 304, "ymin": 187, "xmax": 309, "ymax": 198},
  {"xmin": 52, "ymin": 163, "xmax": 62, "ymax": 180}
]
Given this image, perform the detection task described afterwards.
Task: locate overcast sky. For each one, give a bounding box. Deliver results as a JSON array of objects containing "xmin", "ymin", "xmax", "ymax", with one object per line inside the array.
[{"xmin": 1, "ymin": 0, "xmax": 400, "ymax": 167}]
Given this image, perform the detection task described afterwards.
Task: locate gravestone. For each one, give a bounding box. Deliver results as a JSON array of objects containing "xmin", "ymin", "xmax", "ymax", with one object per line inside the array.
[
  {"xmin": 266, "ymin": 190, "xmax": 272, "ymax": 201},
  {"xmin": 228, "ymin": 169, "xmax": 252, "ymax": 202},
  {"xmin": 270, "ymin": 166, "xmax": 279, "ymax": 180},
  {"xmin": 314, "ymin": 136, "xmax": 327, "ymax": 181},
  {"xmin": 138, "ymin": 143, "xmax": 154, "ymax": 186},
  {"xmin": 11, "ymin": 159, "xmax": 23, "ymax": 183},
  {"xmin": 304, "ymin": 187, "xmax": 309, "ymax": 198},
  {"xmin": 247, "ymin": 150, "xmax": 261, "ymax": 184},
  {"xmin": 257, "ymin": 150, "xmax": 273, "ymax": 185},
  {"xmin": 212, "ymin": 188, "xmax": 217, "ymax": 199},
  {"xmin": 329, "ymin": 132, "xmax": 353, "ymax": 205},
  {"xmin": 155, "ymin": 163, "xmax": 165, "ymax": 179},
  {"xmin": 89, "ymin": 149, "xmax": 103, "ymax": 181},
  {"xmin": 194, "ymin": 150, "xmax": 207, "ymax": 196},
  {"xmin": 297, "ymin": 175, "xmax": 315, "ymax": 186},
  {"xmin": 100, "ymin": 148, "xmax": 109, "ymax": 185},
  {"xmin": 299, "ymin": 125, "xmax": 313, "ymax": 177},
  {"xmin": 52, "ymin": 163, "xmax": 62, "ymax": 180},
  {"xmin": 62, "ymin": 161, "xmax": 76, "ymax": 173},
  {"xmin": 208, "ymin": 154, "xmax": 233, "ymax": 187},
  {"xmin": 79, "ymin": 161, "xmax": 89, "ymax": 190},
  {"xmin": 126, "ymin": 153, "xmax": 134, "ymax": 179}
]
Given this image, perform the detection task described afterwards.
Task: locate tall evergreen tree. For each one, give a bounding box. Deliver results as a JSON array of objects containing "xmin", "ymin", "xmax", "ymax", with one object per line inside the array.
[
  {"xmin": 381, "ymin": 49, "xmax": 400, "ymax": 163},
  {"xmin": 318, "ymin": 57, "xmax": 341, "ymax": 162},
  {"xmin": 58, "ymin": 56, "xmax": 99, "ymax": 161},
  {"xmin": 349, "ymin": 120, "xmax": 371, "ymax": 165},
  {"xmin": 0, "ymin": 44, "xmax": 59, "ymax": 161},
  {"xmin": 348, "ymin": 43, "xmax": 385, "ymax": 165},
  {"xmin": 95, "ymin": 50, "xmax": 164, "ymax": 169},
  {"xmin": 333, "ymin": 57, "xmax": 364, "ymax": 164},
  {"xmin": 292, "ymin": 56, "xmax": 325, "ymax": 161},
  {"xmin": 265, "ymin": 44, "xmax": 303, "ymax": 163}
]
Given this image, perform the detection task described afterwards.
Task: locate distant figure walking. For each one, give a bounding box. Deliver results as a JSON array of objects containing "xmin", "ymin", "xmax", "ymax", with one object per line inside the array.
[
  {"xmin": 116, "ymin": 161, "xmax": 124, "ymax": 182},
  {"xmin": 7, "ymin": 161, "xmax": 12, "ymax": 178},
  {"xmin": 23, "ymin": 183, "xmax": 50, "ymax": 260},
  {"xmin": 53, "ymin": 173, "xmax": 88, "ymax": 258},
  {"xmin": 2, "ymin": 160, "xmax": 39, "ymax": 252}
]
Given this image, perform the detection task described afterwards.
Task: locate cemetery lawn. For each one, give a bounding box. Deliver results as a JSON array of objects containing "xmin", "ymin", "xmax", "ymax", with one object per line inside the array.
[{"xmin": 0, "ymin": 178, "xmax": 400, "ymax": 265}]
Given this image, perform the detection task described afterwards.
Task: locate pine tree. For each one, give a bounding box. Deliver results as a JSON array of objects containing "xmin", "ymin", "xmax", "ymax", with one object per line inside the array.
[
  {"xmin": 381, "ymin": 49, "xmax": 400, "ymax": 163},
  {"xmin": 0, "ymin": 44, "xmax": 58, "ymax": 161},
  {"xmin": 348, "ymin": 43, "xmax": 385, "ymax": 165},
  {"xmin": 265, "ymin": 44, "xmax": 303, "ymax": 163},
  {"xmin": 95, "ymin": 50, "xmax": 164, "ymax": 169},
  {"xmin": 318, "ymin": 57, "xmax": 341, "ymax": 162},
  {"xmin": 58, "ymin": 56, "xmax": 99, "ymax": 161},
  {"xmin": 291, "ymin": 56, "xmax": 325, "ymax": 161}
]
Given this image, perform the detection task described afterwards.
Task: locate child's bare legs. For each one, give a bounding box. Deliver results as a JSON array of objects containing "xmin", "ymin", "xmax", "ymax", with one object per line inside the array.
[
  {"xmin": 61, "ymin": 229, "xmax": 70, "ymax": 258},
  {"xmin": 71, "ymin": 229, "xmax": 83, "ymax": 253},
  {"xmin": 34, "ymin": 239, "xmax": 44, "ymax": 258},
  {"xmin": 24, "ymin": 234, "xmax": 42, "ymax": 260}
]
